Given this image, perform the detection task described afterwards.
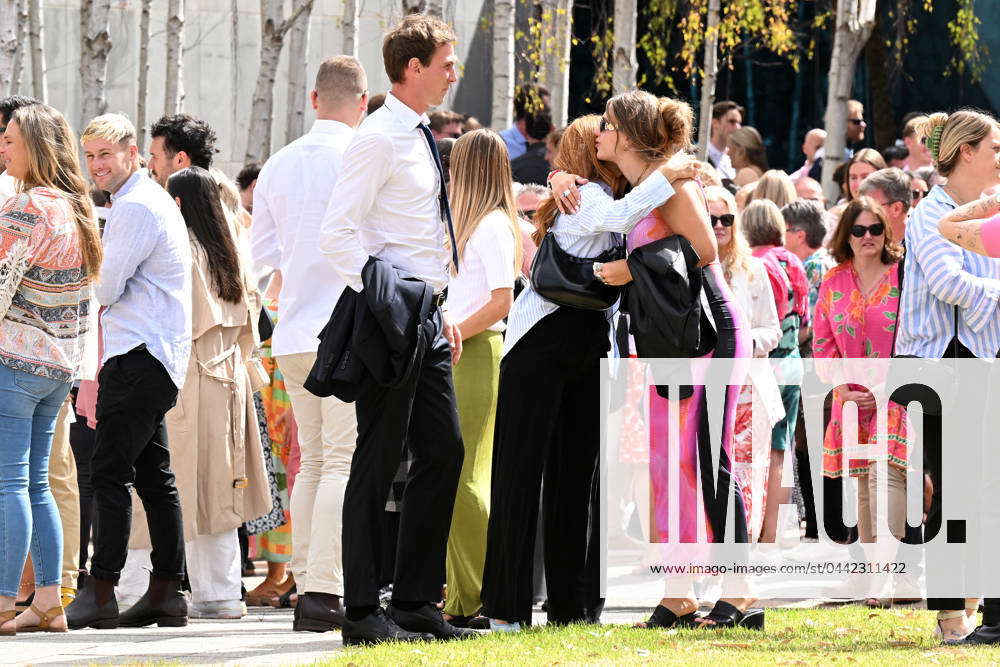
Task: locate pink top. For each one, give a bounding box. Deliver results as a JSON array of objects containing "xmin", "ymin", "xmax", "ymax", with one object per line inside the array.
[
  {"xmin": 980, "ymin": 213, "xmax": 1000, "ymax": 258},
  {"xmin": 813, "ymin": 261, "xmax": 909, "ymax": 476}
]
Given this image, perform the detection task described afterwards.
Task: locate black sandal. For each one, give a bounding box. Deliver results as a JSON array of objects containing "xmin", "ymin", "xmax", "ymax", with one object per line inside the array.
[
  {"xmin": 635, "ymin": 604, "xmax": 699, "ymax": 629},
  {"xmin": 696, "ymin": 600, "xmax": 765, "ymax": 630},
  {"xmin": 276, "ymin": 583, "xmax": 297, "ymax": 608}
]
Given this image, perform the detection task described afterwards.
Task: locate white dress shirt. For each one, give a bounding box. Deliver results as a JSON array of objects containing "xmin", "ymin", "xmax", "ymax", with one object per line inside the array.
[
  {"xmin": 320, "ymin": 92, "xmax": 451, "ymax": 293},
  {"xmin": 447, "ymin": 210, "xmax": 517, "ymax": 333},
  {"xmin": 503, "ymin": 174, "xmax": 674, "ymax": 357},
  {"xmin": 251, "ymin": 119, "xmax": 355, "ymax": 357},
  {"xmin": 707, "ymin": 142, "xmax": 736, "ymax": 180},
  {"xmin": 95, "ymin": 170, "xmax": 192, "ymax": 389}
]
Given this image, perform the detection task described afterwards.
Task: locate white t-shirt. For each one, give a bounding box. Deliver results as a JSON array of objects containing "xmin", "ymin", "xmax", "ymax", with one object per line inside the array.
[{"xmin": 447, "ymin": 210, "xmax": 516, "ymax": 333}]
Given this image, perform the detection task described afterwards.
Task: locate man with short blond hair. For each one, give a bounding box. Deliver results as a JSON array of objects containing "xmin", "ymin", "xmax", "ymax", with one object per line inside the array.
[
  {"xmin": 252, "ymin": 53, "xmax": 369, "ymax": 634},
  {"xmin": 68, "ymin": 112, "xmax": 192, "ymax": 631}
]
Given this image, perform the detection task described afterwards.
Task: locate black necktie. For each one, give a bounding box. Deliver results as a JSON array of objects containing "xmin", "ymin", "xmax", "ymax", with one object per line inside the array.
[{"xmin": 418, "ymin": 123, "xmax": 460, "ymax": 273}]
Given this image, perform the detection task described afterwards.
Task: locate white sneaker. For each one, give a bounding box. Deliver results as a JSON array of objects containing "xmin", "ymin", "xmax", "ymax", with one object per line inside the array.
[{"xmin": 189, "ymin": 599, "xmax": 247, "ymax": 619}]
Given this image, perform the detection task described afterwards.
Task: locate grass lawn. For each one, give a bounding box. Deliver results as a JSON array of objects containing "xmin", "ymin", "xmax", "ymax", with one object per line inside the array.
[{"xmin": 324, "ymin": 606, "xmax": 1000, "ymax": 665}]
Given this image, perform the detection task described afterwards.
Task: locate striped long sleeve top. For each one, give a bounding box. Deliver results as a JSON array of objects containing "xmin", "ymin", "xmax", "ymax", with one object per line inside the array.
[{"xmin": 896, "ymin": 185, "xmax": 1000, "ymax": 359}]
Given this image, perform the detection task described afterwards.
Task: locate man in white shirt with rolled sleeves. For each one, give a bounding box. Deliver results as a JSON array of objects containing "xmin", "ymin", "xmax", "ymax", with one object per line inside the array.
[
  {"xmin": 320, "ymin": 14, "xmax": 479, "ymax": 646},
  {"xmin": 250, "ymin": 55, "xmax": 368, "ymax": 633}
]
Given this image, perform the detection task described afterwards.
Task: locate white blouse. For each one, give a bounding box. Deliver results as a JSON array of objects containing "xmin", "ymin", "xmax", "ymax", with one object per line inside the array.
[
  {"xmin": 446, "ymin": 210, "xmax": 517, "ymax": 333},
  {"xmin": 728, "ymin": 255, "xmax": 781, "ymax": 357}
]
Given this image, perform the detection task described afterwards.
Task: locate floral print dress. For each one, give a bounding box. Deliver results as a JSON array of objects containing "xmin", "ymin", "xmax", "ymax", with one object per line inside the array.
[{"xmin": 813, "ymin": 261, "xmax": 910, "ymax": 477}]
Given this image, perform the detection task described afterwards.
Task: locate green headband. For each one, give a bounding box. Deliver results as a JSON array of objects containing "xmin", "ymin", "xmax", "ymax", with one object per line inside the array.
[{"xmin": 926, "ymin": 124, "xmax": 945, "ymax": 163}]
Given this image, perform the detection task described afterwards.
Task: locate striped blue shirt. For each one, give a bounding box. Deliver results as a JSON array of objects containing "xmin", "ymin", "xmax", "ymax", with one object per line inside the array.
[{"xmin": 896, "ymin": 184, "xmax": 1000, "ymax": 359}]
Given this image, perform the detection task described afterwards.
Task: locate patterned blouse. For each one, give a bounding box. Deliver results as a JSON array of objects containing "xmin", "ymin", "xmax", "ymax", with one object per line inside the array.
[
  {"xmin": 0, "ymin": 187, "xmax": 90, "ymax": 382},
  {"xmin": 813, "ymin": 261, "xmax": 909, "ymax": 477}
]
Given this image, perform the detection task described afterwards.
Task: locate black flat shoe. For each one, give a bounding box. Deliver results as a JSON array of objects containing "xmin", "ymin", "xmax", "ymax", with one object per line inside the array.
[
  {"xmin": 635, "ymin": 604, "xmax": 699, "ymax": 629},
  {"xmin": 695, "ymin": 601, "xmax": 765, "ymax": 630},
  {"xmin": 342, "ymin": 608, "xmax": 433, "ymax": 646},
  {"xmin": 445, "ymin": 613, "xmax": 489, "ymax": 629},
  {"xmin": 388, "ymin": 603, "xmax": 485, "ymax": 640}
]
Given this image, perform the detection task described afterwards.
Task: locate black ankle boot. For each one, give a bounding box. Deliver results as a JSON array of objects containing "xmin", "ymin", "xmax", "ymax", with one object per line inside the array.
[
  {"xmin": 119, "ymin": 574, "xmax": 188, "ymax": 628},
  {"xmin": 66, "ymin": 577, "xmax": 119, "ymax": 630}
]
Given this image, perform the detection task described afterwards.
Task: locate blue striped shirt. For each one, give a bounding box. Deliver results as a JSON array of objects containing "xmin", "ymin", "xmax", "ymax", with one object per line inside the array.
[{"xmin": 896, "ymin": 184, "xmax": 1000, "ymax": 359}]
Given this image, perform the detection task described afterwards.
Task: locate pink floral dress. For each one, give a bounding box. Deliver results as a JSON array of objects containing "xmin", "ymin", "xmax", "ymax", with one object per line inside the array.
[{"xmin": 813, "ymin": 261, "xmax": 909, "ymax": 477}]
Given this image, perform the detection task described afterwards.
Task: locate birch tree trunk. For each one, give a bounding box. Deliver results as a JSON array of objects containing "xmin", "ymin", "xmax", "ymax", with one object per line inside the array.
[
  {"xmin": 491, "ymin": 0, "xmax": 514, "ymax": 130},
  {"xmin": 0, "ymin": 0, "xmax": 18, "ymax": 96},
  {"xmin": 79, "ymin": 0, "xmax": 113, "ymax": 129},
  {"xmin": 821, "ymin": 0, "xmax": 876, "ymax": 204},
  {"xmin": 342, "ymin": 0, "xmax": 358, "ymax": 58},
  {"xmin": 11, "ymin": 0, "xmax": 27, "ymax": 94},
  {"xmin": 28, "ymin": 0, "xmax": 46, "ymax": 102},
  {"xmin": 231, "ymin": 0, "xmax": 240, "ymax": 162},
  {"xmin": 164, "ymin": 0, "xmax": 185, "ymax": 115},
  {"xmin": 136, "ymin": 0, "xmax": 152, "ymax": 149},
  {"xmin": 245, "ymin": 0, "xmax": 314, "ymax": 165},
  {"xmin": 696, "ymin": 0, "xmax": 721, "ymax": 162},
  {"xmin": 612, "ymin": 0, "xmax": 637, "ymax": 95},
  {"xmin": 540, "ymin": 0, "xmax": 572, "ymax": 128},
  {"xmin": 402, "ymin": 0, "xmax": 426, "ymax": 15},
  {"xmin": 284, "ymin": 0, "xmax": 313, "ymax": 144}
]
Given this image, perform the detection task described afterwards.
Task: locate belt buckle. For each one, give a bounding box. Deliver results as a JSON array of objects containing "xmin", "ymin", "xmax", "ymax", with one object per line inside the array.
[{"xmin": 232, "ymin": 477, "xmax": 248, "ymax": 489}]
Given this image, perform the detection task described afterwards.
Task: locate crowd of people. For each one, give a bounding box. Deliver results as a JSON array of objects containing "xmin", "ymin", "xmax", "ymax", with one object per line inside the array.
[{"xmin": 2, "ymin": 11, "xmax": 1000, "ymax": 649}]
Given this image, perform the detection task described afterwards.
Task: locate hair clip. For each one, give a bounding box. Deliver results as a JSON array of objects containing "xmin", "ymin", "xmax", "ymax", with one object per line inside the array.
[{"xmin": 926, "ymin": 124, "xmax": 945, "ymax": 162}]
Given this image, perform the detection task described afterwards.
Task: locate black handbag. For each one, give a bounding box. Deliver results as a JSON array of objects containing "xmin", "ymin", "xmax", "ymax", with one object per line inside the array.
[{"xmin": 530, "ymin": 231, "xmax": 625, "ymax": 310}]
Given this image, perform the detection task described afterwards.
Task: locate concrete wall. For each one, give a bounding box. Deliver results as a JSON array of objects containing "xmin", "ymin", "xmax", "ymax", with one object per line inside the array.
[{"xmin": 22, "ymin": 0, "xmax": 491, "ymax": 175}]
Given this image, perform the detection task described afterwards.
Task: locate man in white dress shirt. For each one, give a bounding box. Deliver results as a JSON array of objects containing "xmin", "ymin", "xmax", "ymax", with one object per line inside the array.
[
  {"xmin": 251, "ymin": 56, "xmax": 368, "ymax": 633},
  {"xmin": 707, "ymin": 100, "xmax": 743, "ymax": 181},
  {"xmin": 320, "ymin": 15, "xmax": 478, "ymax": 645}
]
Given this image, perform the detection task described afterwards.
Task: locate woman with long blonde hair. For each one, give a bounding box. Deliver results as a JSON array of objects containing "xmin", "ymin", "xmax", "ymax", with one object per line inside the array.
[
  {"xmin": 0, "ymin": 103, "xmax": 101, "ymax": 634},
  {"xmin": 438, "ymin": 129, "xmax": 520, "ymax": 627},
  {"xmin": 483, "ymin": 115, "xmax": 691, "ymax": 631}
]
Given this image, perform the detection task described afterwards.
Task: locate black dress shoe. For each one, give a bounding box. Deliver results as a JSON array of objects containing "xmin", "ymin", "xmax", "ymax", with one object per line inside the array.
[
  {"xmin": 342, "ymin": 608, "xmax": 434, "ymax": 646},
  {"xmin": 446, "ymin": 613, "xmax": 490, "ymax": 630},
  {"xmin": 388, "ymin": 602, "xmax": 485, "ymax": 640},
  {"xmin": 118, "ymin": 575, "xmax": 187, "ymax": 628},
  {"xmin": 954, "ymin": 623, "xmax": 1000, "ymax": 645},
  {"xmin": 66, "ymin": 578, "xmax": 119, "ymax": 629},
  {"xmin": 293, "ymin": 592, "xmax": 345, "ymax": 632}
]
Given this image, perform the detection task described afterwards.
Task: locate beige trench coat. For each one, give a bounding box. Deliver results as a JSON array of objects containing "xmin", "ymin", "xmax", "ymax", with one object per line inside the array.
[{"xmin": 129, "ymin": 233, "xmax": 269, "ymax": 548}]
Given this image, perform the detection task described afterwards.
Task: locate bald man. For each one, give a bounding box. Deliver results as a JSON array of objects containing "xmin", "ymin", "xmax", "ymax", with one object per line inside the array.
[{"xmin": 791, "ymin": 128, "xmax": 826, "ymax": 180}]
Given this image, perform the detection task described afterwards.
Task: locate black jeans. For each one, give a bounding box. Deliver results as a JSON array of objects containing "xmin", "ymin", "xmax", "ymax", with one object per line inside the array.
[
  {"xmin": 89, "ymin": 347, "xmax": 184, "ymax": 583},
  {"xmin": 343, "ymin": 308, "xmax": 464, "ymax": 608},
  {"xmin": 482, "ymin": 307, "xmax": 609, "ymax": 625},
  {"xmin": 69, "ymin": 388, "xmax": 97, "ymax": 572}
]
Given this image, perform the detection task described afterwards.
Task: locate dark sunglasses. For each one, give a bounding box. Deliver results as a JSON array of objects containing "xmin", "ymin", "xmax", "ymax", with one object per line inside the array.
[
  {"xmin": 848, "ymin": 118, "xmax": 865, "ymax": 126},
  {"xmin": 519, "ymin": 209, "xmax": 537, "ymax": 219},
  {"xmin": 850, "ymin": 222, "xmax": 884, "ymax": 238},
  {"xmin": 599, "ymin": 117, "xmax": 618, "ymax": 133},
  {"xmin": 711, "ymin": 214, "xmax": 735, "ymax": 227},
  {"xmin": 912, "ymin": 189, "xmax": 926, "ymax": 201}
]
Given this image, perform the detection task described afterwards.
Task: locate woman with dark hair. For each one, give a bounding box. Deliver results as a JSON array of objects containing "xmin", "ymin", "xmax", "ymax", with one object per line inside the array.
[{"xmin": 123, "ymin": 166, "xmax": 269, "ymax": 620}]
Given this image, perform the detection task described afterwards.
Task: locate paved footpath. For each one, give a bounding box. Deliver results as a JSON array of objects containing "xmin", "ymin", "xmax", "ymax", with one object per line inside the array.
[{"xmin": 11, "ymin": 606, "xmax": 665, "ymax": 666}]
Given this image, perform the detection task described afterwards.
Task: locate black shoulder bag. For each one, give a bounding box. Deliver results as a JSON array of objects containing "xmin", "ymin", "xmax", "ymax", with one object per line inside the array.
[{"xmin": 530, "ymin": 231, "xmax": 625, "ymax": 310}]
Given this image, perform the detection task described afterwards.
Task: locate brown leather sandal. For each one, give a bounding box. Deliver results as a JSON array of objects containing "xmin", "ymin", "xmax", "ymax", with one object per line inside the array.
[
  {"xmin": 0, "ymin": 610, "xmax": 16, "ymax": 636},
  {"xmin": 18, "ymin": 604, "xmax": 68, "ymax": 633}
]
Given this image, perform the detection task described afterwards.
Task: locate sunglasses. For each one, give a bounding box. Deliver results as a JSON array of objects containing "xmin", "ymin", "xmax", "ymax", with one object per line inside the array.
[
  {"xmin": 519, "ymin": 209, "xmax": 537, "ymax": 219},
  {"xmin": 848, "ymin": 118, "xmax": 866, "ymax": 126},
  {"xmin": 599, "ymin": 117, "xmax": 618, "ymax": 133},
  {"xmin": 711, "ymin": 214, "xmax": 735, "ymax": 227},
  {"xmin": 850, "ymin": 222, "xmax": 884, "ymax": 238},
  {"xmin": 912, "ymin": 189, "xmax": 926, "ymax": 201}
]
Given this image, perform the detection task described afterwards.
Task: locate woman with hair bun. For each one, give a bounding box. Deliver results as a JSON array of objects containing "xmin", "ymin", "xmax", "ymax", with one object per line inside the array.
[
  {"xmin": 728, "ymin": 127, "xmax": 769, "ymax": 187},
  {"xmin": 895, "ymin": 108, "xmax": 1000, "ymax": 644},
  {"xmin": 554, "ymin": 90, "xmax": 761, "ymax": 631}
]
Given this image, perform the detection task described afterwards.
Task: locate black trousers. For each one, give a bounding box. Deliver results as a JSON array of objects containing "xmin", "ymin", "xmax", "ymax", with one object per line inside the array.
[
  {"xmin": 343, "ymin": 308, "xmax": 464, "ymax": 608},
  {"xmin": 89, "ymin": 347, "xmax": 184, "ymax": 583},
  {"xmin": 482, "ymin": 307, "xmax": 610, "ymax": 625},
  {"xmin": 69, "ymin": 388, "xmax": 97, "ymax": 572}
]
